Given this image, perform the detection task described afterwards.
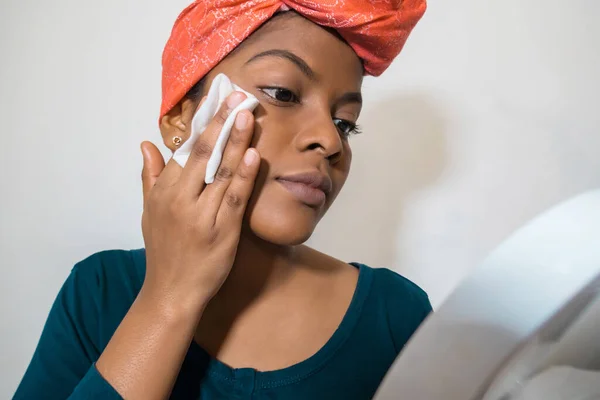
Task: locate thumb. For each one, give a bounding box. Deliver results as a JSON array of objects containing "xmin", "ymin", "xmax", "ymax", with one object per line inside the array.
[{"xmin": 141, "ymin": 141, "xmax": 165, "ymax": 201}]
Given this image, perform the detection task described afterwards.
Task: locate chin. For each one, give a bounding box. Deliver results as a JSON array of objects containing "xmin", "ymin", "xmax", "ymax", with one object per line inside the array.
[
  {"xmin": 247, "ymin": 205, "xmax": 320, "ymax": 246},
  {"xmin": 244, "ymin": 184, "xmax": 329, "ymax": 246}
]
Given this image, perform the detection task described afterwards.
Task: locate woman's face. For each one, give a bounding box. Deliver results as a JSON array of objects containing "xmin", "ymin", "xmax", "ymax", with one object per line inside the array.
[{"xmin": 165, "ymin": 13, "xmax": 363, "ymax": 245}]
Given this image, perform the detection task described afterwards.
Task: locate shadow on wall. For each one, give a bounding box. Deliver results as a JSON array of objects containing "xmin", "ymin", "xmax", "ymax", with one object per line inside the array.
[{"xmin": 309, "ymin": 93, "xmax": 448, "ymax": 269}]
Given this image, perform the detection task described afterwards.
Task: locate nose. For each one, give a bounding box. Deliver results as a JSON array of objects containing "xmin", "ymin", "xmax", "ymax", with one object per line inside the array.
[{"xmin": 295, "ymin": 112, "xmax": 343, "ymax": 163}]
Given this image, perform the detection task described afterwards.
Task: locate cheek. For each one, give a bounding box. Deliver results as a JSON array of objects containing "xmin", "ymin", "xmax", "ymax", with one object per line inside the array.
[
  {"xmin": 250, "ymin": 108, "xmax": 290, "ymax": 159},
  {"xmin": 326, "ymin": 145, "xmax": 352, "ymax": 203},
  {"xmin": 337, "ymin": 144, "xmax": 353, "ymax": 182},
  {"xmin": 343, "ymin": 144, "xmax": 353, "ymax": 171}
]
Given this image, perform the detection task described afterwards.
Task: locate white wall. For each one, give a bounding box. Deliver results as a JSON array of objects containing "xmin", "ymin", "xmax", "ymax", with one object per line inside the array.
[
  {"xmin": 313, "ymin": 0, "xmax": 600, "ymax": 303},
  {"xmin": 1, "ymin": 0, "xmax": 599, "ymax": 397}
]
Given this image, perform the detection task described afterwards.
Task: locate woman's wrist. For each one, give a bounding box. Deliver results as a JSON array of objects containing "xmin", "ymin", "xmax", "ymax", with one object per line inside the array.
[{"xmin": 137, "ymin": 281, "xmax": 210, "ymax": 324}]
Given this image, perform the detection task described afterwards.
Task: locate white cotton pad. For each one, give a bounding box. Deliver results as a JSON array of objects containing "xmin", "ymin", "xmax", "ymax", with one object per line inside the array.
[{"xmin": 172, "ymin": 73, "xmax": 259, "ymax": 184}]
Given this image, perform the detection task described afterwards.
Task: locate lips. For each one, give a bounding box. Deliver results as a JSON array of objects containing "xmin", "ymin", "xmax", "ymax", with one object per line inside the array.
[{"xmin": 276, "ymin": 171, "xmax": 333, "ymax": 207}]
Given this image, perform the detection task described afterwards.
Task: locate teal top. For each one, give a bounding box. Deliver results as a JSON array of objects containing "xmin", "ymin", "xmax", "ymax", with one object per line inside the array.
[{"xmin": 14, "ymin": 249, "xmax": 432, "ymax": 399}]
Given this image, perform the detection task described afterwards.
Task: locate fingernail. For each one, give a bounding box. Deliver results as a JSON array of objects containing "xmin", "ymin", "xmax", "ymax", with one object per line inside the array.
[
  {"xmin": 235, "ymin": 111, "xmax": 249, "ymax": 129},
  {"xmin": 244, "ymin": 149, "xmax": 257, "ymax": 166},
  {"xmin": 227, "ymin": 92, "xmax": 245, "ymax": 109}
]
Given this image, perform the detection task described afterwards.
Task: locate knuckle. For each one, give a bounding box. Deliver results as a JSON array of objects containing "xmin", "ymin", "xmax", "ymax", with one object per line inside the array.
[
  {"xmin": 205, "ymin": 227, "xmax": 219, "ymax": 246},
  {"xmin": 225, "ymin": 191, "xmax": 243, "ymax": 208},
  {"xmin": 215, "ymin": 166, "xmax": 233, "ymax": 182},
  {"xmin": 192, "ymin": 140, "xmax": 213, "ymax": 160},
  {"xmin": 236, "ymin": 166, "xmax": 251, "ymax": 181},
  {"xmin": 228, "ymin": 128, "xmax": 246, "ymax": 146},
  {"xmin": 214, "ymin": 107, "xmax": 230, "ymax": 125}
]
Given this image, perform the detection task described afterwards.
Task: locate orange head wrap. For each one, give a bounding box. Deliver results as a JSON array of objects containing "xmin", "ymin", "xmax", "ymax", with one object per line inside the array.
[{"xmin": 160, "ymin": 0, "xmax": 427, "ymax": 121}]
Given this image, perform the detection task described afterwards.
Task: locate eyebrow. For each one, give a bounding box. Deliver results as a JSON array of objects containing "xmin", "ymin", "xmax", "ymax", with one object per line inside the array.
[
  {"xmin": 245, "ymin": 49, "xmax": 316, "ymax": 81},
  {"xmin": 245, "ymin": 48, "xmax": 362, "ymax": 107},
  {"xmin": 338, "ymin": 92, "xmax": 362, "ymax": 107}
]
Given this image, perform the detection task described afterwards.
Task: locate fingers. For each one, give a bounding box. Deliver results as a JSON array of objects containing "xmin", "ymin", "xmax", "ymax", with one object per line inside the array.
[
  {"xmin": 180, "ymin": 91, "xmax": 247, "ymax": 196},
  {"xmin": 201, "ymin": 110, "xmax": 255, "ymax": 215},
  {"xmin": 141, "ymin": 141, "xmax": 165, "ymax": 205},
  {"xmin": 216, "ymin": 148, "xmax": 260, "ymax": 225}
]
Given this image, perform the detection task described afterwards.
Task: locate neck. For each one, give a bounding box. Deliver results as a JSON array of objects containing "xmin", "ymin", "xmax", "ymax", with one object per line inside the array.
[
  {"xmin": 214, "ymin": 228, "xmax": 301, "ymax": 305},
  {"xmin": 195, "ymin": 230, "xmax": 301, "ymax": 350}
]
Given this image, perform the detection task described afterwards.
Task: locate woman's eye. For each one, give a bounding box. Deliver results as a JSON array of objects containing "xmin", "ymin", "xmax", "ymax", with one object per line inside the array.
[
  {"xmin": 333, "ymin": 118, "xmax": 362, "ymax": 138},
  {"xmin": 260, "ymin": 87, "xmax": 299, "ymax": 103}
]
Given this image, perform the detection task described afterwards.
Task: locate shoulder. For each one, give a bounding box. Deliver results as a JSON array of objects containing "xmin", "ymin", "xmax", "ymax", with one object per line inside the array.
[
  {"xmin": 13, "ymin": 250, "xmax": 146, "ymax": 397},
  {"xmin": 361, "ymin": 265, "xmax": 432, "ymax": 352},
  {"xmin": 370, "ymin": 267, "xmax": 430, "ymax": 310},
  {"xmin": 69, "ymin": 248, "xmax": 146, "ymax": 310},
  {"xmin": 67, "ymin": 248, "xmax": 146, "ymax": 347},
  {"xmin": 72, "ymin": 248, "xmax": 146, "ymax": 289}
]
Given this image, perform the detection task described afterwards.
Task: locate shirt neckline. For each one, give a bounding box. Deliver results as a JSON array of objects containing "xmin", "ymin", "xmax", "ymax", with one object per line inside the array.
[{"xmin": 188, "ymin": 262, "xmax": 374, "ymax": 389}]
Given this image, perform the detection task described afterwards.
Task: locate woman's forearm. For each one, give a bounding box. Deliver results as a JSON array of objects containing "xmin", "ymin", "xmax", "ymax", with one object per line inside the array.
[
  {"xmin": 93, "ymin": 93, "xmax": 260, "ymax": 399},
  {"xmin": 95, "ymin": 286, "xmax": 206, "ymax": 400}
]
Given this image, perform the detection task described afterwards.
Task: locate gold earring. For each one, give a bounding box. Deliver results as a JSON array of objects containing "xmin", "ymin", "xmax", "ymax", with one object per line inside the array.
[{"xmin": 172, "ymin": 136, "xmax": 183, "ymax": 147}]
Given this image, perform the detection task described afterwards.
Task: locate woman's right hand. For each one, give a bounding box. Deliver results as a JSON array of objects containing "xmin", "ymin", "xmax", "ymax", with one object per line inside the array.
[{"xmin": 139, "ymin": 92, "xmax": 259, "ymax": 314}]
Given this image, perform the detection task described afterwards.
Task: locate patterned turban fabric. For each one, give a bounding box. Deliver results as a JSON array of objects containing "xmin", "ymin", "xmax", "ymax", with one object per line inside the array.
[{"xmin": 160, "ymin": 0, "xmax": 427, "ymax": 121}]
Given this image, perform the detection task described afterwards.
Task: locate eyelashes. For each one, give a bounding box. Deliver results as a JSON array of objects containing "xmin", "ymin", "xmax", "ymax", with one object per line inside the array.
[
  {"xmin": 333, "ymin": 119, "xmax": 362, "ymax": 138},
  {"xmin": 258, "ymin": 86, "xmax": 362, "ymax": 139},
  {"xmin": 259, "ymin": 87, "xmax": 300, "ymax": 104}
]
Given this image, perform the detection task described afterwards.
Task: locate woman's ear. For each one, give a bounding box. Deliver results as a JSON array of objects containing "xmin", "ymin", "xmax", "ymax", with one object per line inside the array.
[{"xmin": 159, "ymin": 97, "xmax": 199, "ymax": 152}]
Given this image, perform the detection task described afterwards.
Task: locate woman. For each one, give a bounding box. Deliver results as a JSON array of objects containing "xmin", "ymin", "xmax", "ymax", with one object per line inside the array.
[{"xmin": 15, "ymin": 1, "xmax": 430, "ymax": 399}]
